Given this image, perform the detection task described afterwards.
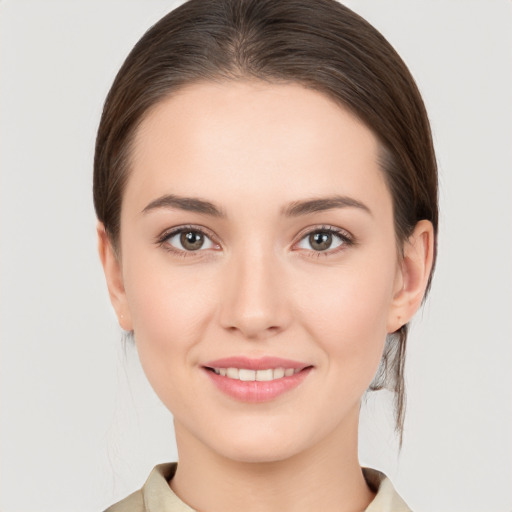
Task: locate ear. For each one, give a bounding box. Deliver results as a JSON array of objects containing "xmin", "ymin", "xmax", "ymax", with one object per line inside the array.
[
  {"xmin": 387, "ymin": 220, "xmax": 435, "ymax": 333},
  {"xmin": 97, "ymin": 222, "xmax": 133, "ymax": 331}
]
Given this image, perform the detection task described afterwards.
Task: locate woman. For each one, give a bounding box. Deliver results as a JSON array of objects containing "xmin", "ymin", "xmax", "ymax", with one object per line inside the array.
[{"xmin": 95, "ymin": 0, "xmax": 436, "ymax": 510}]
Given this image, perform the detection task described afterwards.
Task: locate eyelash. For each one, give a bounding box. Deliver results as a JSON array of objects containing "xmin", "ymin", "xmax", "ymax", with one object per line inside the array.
[
  {"xmin": 156, "ymin": 224, "xmax": 220, "ymax": 258},
  {"xmin": 295, "ymin": 225, "xmax": 354, "ymax": 258},
  {"xmin": 156, "ymin": 224, "xmax": 354, "ymax": 259}
]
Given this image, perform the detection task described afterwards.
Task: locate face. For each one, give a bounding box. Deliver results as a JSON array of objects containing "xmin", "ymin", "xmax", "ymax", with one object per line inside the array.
[{"xmin": 108, "ymin": 81, "xmax": 409, "ymax": 463}]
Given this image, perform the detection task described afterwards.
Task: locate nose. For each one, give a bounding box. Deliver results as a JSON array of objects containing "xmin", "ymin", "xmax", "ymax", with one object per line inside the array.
[{"xmin": 218, "ymin": 242, "xmax": 291, "ymax": 340}]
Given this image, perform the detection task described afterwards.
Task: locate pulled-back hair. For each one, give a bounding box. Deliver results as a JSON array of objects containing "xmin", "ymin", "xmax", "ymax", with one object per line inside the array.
[{"xmin": 94, "ymin": 0, "xmax": 438, "ymax": 440}]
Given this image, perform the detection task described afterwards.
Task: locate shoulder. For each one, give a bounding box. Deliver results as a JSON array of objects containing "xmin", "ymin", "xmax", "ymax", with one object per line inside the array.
[
  {"xmin": 103, "ymin": 463, "xmax": 180, "ymax": 512},
  {"xmin": 103, "ymin": 489, "xmax": 144, "ymax": 512},
  {"xmin": 363, "ymin": 468, "xmax": 412, "ymax": 512}
]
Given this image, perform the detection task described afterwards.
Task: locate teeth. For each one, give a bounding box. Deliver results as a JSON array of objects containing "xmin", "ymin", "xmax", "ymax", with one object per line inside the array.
[
  {"xmin": 212, "ymin": 366, "xmax": 301, "ymax": 381},
  {"xmin": 239, "ymin": 369, "xmax": 256, "ymax": 381},
  {"xmin": 273, "ymin": 368, "xmax": 285, "ymax": 379},
  {"xmin": 226, "ymin": 367, "xmax": 239, "ymax": 379},
  {"xmin": 256, "ymin": 369, "xmax": 273, "ymax": 381}
]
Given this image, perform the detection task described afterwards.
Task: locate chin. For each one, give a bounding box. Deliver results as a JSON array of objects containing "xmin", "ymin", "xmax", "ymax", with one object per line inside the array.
[
  {"xmin": 220, "ymin": 443, "xmax": 299, "ymax": 464},
  {"xmin": 204, "ymin": 422, "xmax": 316, "ymax": 464}
]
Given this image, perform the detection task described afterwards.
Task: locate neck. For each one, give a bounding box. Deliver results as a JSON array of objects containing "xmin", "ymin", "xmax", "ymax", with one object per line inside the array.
[{"xmin": 170, "ymin": 407, "xmax": 374, "ymax": 512}]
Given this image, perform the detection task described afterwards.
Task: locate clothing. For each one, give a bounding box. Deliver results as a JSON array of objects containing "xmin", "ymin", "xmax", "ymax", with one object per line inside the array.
[{"xmin": 104, "ymin": 463, "xmax": 411, "ymax": 512}]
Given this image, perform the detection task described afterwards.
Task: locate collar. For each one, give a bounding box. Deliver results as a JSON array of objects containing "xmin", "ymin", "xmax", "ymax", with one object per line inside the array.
[{"xmin": 138, "ymin": 463, "xmax": 411, "ymax": 512}]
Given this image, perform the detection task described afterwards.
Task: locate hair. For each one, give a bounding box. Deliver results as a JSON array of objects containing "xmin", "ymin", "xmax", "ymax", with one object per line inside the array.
[{"xmin": 94, "ymin": 0, "xmax": 438, "ymax": 441}]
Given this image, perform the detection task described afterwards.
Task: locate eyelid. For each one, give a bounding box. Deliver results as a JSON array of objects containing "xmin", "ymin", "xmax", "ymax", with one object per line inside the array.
[
  {"xmin": 156, "ymin": 224, "xmax": 221, "ymax": 255},
  {"xmin": 293, "ymin": 225, "xmax": 355, "ymax": 254},
  {"xmin": 155, "ymin": 223, "xmax": 354, "ymax": 258}
]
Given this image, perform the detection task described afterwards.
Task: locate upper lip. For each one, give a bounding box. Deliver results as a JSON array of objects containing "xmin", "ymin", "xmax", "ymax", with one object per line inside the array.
[{"xmin": 203, "ymin": 356, "xmax": 310, "ymax": 371}]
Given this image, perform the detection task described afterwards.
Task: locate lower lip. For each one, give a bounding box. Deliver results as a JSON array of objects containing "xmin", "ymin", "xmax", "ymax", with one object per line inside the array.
[{"xmin": 203, "ymin": 367, "xmax": 312, "ymax": 403}]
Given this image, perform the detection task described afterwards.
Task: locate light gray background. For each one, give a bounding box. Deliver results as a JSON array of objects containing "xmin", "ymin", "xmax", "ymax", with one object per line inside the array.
[{"xmin": 1, "ymin": 1, "xmax": 511, "ymax": 511}]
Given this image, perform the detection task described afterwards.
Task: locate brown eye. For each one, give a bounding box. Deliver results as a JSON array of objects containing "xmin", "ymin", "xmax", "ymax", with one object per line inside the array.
[
  {"xmin": 309, "ymin": 232, "xmax": 333, "ymax": 251},
  {"xmin": 296, "ymin": 228, "xmax": 349, "ymax": 253},
  {"xmin": 180, "ymin": 230, "xmax": 204, "ymax": 251},
  {"xmin": 163, "ymin": 227, "xmax": 216, "ymax": 253}
]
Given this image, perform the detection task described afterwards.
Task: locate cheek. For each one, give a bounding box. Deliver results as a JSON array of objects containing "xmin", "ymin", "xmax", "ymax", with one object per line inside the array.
[
  {"xmin": 122, "ymin": 256, "xmax": 217, "ymax": 387},
  {"xmin": 130, "ymin": 275, "xmax": 201, "ymax": 343},
  {"xmin": 296, "ymin": 253, "xmax": 397, "ymax": 375}
]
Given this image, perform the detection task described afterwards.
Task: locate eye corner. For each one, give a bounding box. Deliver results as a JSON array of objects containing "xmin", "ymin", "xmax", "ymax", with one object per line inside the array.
[
  {"xmin": 155, "ymin": 224, "xmax": 222, "ymax": 257},
  {"xmin": 293, "ymin": 225, "xmax": 355, "ymax": 256}
]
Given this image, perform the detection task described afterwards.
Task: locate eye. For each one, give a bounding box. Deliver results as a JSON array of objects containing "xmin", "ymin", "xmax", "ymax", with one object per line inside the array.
[
  {"xmin": 159, "ymin": 226, "xmax": 218, "ymax": 253},
  {"xmin": 296, "ymin": 227, "xmax": 351, "ymax": 253}
]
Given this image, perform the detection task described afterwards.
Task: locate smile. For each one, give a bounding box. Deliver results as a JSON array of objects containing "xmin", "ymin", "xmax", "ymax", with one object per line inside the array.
[
  {"xmin": 203, "ymin": 357, "xmax": 312, "ymax": 403},
  {"xmin": 210, "ymin": 367, "xmax": 299, "ymax": 381}
]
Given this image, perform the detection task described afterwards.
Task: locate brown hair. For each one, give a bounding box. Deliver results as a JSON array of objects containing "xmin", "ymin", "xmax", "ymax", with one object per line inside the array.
[{"xmin": 94, "ymin": 0, "xmax": 438, "ymax": 440}]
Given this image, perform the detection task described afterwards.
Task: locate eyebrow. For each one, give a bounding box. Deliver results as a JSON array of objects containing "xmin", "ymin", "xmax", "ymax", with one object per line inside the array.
[
  {"xmin": 142, "ymin": 194, "xmax": 226, "ymax": 217},
  {"xmin": 281, "ymin": 195, "xmax": 372, "ymax": 217},
  {"xmin": 141, "ymin": 193, "xmax": 371, "ymax": 218}
]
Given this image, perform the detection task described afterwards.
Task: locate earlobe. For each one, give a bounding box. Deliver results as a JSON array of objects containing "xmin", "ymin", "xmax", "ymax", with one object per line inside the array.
[
  {"xmin": 97, "ymin": 222, "xmax": 133, "ymax": 331},
  {"xmin": 387, "ymin": 220, "xmax": 435, "ymax": 333}
]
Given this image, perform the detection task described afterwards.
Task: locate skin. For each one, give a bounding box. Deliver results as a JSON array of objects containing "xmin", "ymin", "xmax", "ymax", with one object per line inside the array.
[{"xmin": 98, "ymin": 80, "xmax": 434, "ymax": 512}]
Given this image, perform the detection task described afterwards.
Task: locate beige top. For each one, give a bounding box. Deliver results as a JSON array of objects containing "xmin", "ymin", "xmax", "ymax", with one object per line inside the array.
[{"xmin": 104, "ymin": 463, "xmax": 411, "ymax": 512}]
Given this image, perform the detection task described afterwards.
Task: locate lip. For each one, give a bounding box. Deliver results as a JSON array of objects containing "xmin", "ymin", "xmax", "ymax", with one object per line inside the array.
[
  {"xmin": 202, "ymin": 356, "xmax": 313, "ymax": 403},
  {"xmin": 204, "ymin": 356, "xmax": 308, "ymax": 371}
]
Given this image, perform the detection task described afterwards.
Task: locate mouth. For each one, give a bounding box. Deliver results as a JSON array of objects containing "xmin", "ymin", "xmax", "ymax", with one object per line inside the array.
[
  {"xmin": 205, "ymin": 367, "xmax": 302, "ymax": 381},
  {"xmin": 202, "ymin": 357, "xmax": 313, "ymax": 403}
]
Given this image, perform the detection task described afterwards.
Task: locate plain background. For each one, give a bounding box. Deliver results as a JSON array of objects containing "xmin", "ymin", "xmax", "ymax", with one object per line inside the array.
[{"xmin": 1, "ymin": 1, "xmax": 511, "ymax": 511}]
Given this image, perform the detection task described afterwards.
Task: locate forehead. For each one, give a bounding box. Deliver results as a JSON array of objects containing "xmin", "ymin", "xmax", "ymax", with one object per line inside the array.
[{"xmin": 125, "ymin": 80, "xmax": 390, "ymax": 218}]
